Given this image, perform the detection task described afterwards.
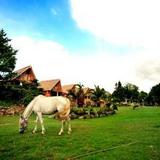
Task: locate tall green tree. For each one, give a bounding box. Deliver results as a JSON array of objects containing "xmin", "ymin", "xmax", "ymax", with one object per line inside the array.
[
  {"xmin": 138, "ymin": 91, "xmax": 148, "ymax": 105},
  {"xmin": 123, "ymin": 83, "xmax": 139, "ymax": 102},
  {"xmin": 112, "ymin": 81, "xmax": 125, "ymax": 102},
  {"xmin": 0, "ymin": 29, "xmax": 17, "ymax": 80},
  {"xmin": 148, "ymin": 83, "xmax": 160, "ymax": 105}
]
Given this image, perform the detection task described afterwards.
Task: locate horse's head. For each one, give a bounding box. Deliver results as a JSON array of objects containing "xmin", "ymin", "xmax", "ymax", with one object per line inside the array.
[{"xmin": 19, "ymin": 115, "xmax": 28, "ymax": 134}]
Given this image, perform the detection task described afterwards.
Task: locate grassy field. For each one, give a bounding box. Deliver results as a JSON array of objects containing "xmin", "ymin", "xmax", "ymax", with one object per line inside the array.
[{"xmin": 0, "ymin": 106, "xmax": 160, "ymax": 160}]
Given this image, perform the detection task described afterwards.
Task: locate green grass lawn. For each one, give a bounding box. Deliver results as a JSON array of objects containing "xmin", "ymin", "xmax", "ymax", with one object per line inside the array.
[{"xmin": 0, "ymin": 106, "xmax": 160, "ymax": 160}]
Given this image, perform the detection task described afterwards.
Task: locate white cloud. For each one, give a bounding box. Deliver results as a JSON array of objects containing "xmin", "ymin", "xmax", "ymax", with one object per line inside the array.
[
  {"xmin": 12, "ymin": 36, "xmax": 70, "ymax": 80},
  {"xmin": 11, "ymin": 36, "xmax": 160, "ymax": 93},
  {"xmin": 133, "ymin": 49, "xmax": 160, "ymax": 91},
  {"xmin": 70, "ymin": 0, "xmax": 160, "ymax": 49},
  {"xmin": 69, "ymin": 0, "xmax": 160, "ymax": 92},
  {"xmin": 11, "ymin": 36, "xmax": 129, "ymax": 92}
]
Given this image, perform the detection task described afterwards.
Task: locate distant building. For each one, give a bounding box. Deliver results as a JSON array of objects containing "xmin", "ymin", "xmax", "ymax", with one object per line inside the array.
[
  {"xmin": 39, "ymin": 79, "xmax": 62, "ymax": 96},
  {"xmin": 62, "ymin": 84, "xmax": 77, "ymax": 95},
  {"xmin": 12, "ymin": 65, "xmax": 36, "ymax": 84}
]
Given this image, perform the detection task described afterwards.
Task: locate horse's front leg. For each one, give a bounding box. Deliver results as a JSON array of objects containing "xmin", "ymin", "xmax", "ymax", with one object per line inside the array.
[
  {"xmin": 58, "ymin": 120, "xmax": 64, "ymax": 136},
  {"xmin": 37, "ymin": 112, "xmax": 45, "ymax": 134},
  {"xmin": 32, "ymin": 116, "xmax": 39, "ymax": 134}
]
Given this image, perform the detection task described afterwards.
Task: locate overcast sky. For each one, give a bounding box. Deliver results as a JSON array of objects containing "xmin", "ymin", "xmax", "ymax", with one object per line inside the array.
[{"xmin": 1, "ymin": 0, "xmax": 160, "ymax": 93}]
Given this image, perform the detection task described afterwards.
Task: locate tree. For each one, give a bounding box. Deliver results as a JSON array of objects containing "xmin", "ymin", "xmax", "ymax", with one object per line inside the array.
[
  {"xmin": 75, "ymin": 83, "xmax": 85, "ymax": 107},
  {"xmin": 148, "ymin": 83, "xmax": 160, "ymax": 105},
  {"xmin": 91, "ymin": 85, "xmax": 108, "ymax": 106},
  {"xmin": 123, "ymin": 83, "xmax": 139, "ymax": 102},
  {"xmin": 68, "ymin": 83, "xmax": 86, "ymax": 107},
  {"xmin": 0, "ymin": 29, "xmax": 42, "ymax": 105},
  {"xmin": 138, "ymin": 91, "xmax": 148, "ymax": 105},
  {"xmin": 112, "ymin": 82, "xmax": 140, "ymax": 104},
  {"xmin": 112, "ymin": 81, "xmax": 125, "ymax": 102},
  {"xmin": 0, "ymin": 29, "xmax": 17, "ymax": 80}
]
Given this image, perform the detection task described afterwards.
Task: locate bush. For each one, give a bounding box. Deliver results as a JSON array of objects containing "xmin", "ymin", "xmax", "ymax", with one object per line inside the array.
[
  {"xmin": 70, "ymin": 106, "xmax": 116, "ymax": 119},
  {"xmin": 0, "ymin": 100, "xmax": 15, "ymax": 108},
  {"xmin": 0, "ymin": 81, "xmax": 42, "ymax": 106}
]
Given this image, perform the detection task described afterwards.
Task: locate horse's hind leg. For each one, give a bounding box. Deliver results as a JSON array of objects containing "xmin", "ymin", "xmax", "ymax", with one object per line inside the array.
[
  {"xmin": 32, "ymin": 116, "xmax": 39, "ymax": 134},
  {"xmin": 67, "ymin": 118, "xmax": 72, "ymax": 134},
  {"xmin": 58, "ymin": 120, "xmax": 64, "ymax": 135}
]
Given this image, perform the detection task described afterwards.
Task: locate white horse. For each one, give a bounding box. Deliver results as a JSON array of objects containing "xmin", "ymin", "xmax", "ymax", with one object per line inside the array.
[{"xmin": 19, "ymin": 95, "xmax": 71, "ymax": 135}]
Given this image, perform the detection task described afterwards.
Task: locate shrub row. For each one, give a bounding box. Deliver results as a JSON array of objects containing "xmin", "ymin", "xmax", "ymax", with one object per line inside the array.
[{"xmin": 70, "ymin": 107, "xmax": 116, "ymax": 119}]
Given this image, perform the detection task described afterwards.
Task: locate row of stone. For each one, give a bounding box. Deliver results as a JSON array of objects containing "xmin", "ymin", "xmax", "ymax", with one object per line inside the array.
[{"xmin": 0, "ymin": 106, "xmax": 25, "ymax": 115}]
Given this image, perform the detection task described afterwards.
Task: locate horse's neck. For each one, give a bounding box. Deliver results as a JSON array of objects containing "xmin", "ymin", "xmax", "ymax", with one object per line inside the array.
[
  {"xmin": 23, "ymin": 105, "xmax": 33, "ymax": 119},
  {"xmin": 23, "ymin": 99, "xmax": 35, "ymax": 119}
]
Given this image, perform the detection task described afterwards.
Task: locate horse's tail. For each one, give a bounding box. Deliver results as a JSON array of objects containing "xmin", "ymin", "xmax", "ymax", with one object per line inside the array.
[
  {"xmin": 58, "ymin": 98, "xmax": 71, "ymax": 120},
  {"xmin": 23, "ymin": 95, "xmax": 44, "ymax": 119}
]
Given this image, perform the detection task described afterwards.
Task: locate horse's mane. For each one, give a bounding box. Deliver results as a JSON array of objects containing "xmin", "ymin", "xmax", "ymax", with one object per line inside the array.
[{"xmin": 23, "ymin": 95, "xmax": 44, "ymax": 119}]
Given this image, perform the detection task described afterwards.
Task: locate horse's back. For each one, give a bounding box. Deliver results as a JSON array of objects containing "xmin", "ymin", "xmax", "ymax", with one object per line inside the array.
[
  {"xmin": 50, "ymin": 96, "xmax": 70, "ymax": 112},
  {"xmin": 44, "ymin": 96, "xmax": 70, "ymax": 106},
  {"xmin": 33, "ymin": 95, "xmax": 70, "ymax": 114}
]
